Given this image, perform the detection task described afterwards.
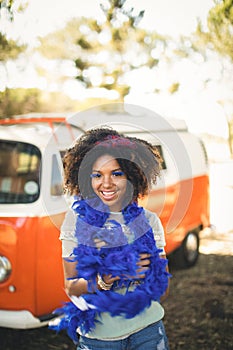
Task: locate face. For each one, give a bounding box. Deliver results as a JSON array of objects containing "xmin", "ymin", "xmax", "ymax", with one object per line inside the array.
[{"xmin": 91, "ymin": 154, "xmax": 128, "ymax": 212}]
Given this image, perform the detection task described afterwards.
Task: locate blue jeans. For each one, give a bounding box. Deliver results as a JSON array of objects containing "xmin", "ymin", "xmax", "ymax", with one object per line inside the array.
[{"xmin": 77, "ymin": 320, "xmax": 169, "ymax": 350}]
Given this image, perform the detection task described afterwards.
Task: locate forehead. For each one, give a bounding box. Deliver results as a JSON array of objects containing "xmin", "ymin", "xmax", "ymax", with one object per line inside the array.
[{"xmin": 92, "ymin": 154, "xmax": 120, "ymax": 170}]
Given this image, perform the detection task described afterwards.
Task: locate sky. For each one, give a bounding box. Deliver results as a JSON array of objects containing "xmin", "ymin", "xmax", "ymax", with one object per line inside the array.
[
  {"xmin": 1, "ymin": 0, "xmax": 231, "ymax": 140},
  {"xmin": 7, "ymin": 0, "xmax": 214, "ymax": 43}
]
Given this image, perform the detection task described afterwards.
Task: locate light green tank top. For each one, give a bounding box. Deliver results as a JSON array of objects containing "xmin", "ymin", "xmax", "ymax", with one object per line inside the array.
[{"xmin": 82, "ymin": 300, "xmax": 164, "ymax": 340}]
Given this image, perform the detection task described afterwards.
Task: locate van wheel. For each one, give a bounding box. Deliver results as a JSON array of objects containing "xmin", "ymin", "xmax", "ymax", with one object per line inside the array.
[{"xmin": 169, "ymin": 231, "xmax": 200, "ymax": 269}]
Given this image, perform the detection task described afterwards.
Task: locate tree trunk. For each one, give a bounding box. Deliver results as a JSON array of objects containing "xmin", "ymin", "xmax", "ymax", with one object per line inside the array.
[{"xmin": 227, "ymin": 120, "xmax": 233, "ymax": 158}]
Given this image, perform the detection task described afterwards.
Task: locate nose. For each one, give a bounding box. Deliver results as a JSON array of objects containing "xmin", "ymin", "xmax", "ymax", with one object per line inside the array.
[{"xmin": 102, "ymin": 175, "xmax": 113, "ymax": 188}]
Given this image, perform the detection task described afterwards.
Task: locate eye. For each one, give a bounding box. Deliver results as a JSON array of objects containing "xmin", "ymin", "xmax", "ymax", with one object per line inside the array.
[
  {"xmin": 112, "ymin": 171, "xmax": 125, "ymax": 177},
  {"xmin": 90, "ymin": 173, "xmax": 101, "ymax": 179}
]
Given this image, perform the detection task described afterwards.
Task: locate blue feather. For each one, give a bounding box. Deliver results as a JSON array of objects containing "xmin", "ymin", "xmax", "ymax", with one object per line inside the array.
[{"xmin": 52, "ymin": 199, "xmax": 171, "ymax": 341}]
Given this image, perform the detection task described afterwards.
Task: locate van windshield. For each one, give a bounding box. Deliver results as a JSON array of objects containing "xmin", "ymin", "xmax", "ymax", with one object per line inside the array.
[{"xmin": 0, "ymin": 141, "xmax": 41, "ymax": 204}]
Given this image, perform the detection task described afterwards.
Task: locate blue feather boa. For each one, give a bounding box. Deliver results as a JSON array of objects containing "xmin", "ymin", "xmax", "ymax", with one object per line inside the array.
[{"xmin": 51, "ymin": 198, "xmax": 170, "ymax": 342}]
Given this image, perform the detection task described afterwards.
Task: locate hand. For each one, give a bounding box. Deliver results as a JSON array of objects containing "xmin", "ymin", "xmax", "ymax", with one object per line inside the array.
[
  {"xmin": 121, "ymin": 253, "xmax": 151, "ymax": 280},
  {"xmin": 94, "ymin": 238, "xmax": 151, "ymax": 281},
  {"xmin": 101, "ymin": 273, "xmax": 120, "ymax": 285},
  {"xmin": 135, "ymin": 253, "xmax": 151, "ymax": 279},
  {"xmin": 94, "ymin": 239, "xmax": 120, "ymax": 285},
  {"xmin": 94, "ymin": 238, "xmax": 106, "ymax": 249}
]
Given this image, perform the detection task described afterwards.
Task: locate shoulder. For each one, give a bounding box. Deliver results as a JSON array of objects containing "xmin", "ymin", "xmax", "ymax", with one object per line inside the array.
[
  {"xmin": 144, "ymin": 208, "xmax": 166, "ymax": 250},
  {"xmin": 144, "ymin": 209, "xmax": 163, "ymax": 231}
]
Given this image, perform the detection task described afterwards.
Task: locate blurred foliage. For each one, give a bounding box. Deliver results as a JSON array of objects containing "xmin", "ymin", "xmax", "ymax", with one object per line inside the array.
[
  {"xmin": 0, "ymin": 87, "xmax": 115, "ymax": 118},
  {"xmin": 1, "ymin": 0, "xmax": 233, "ymax": 159},
  {"xmin": 0, "ymin": 32, "xmax": 26, "ymax": 61},
  {"xmin": 197, "ymin": 0, "xmax": 233, "ymax": 60},
  {"xmin": 38, "ymin": 0, "xmax": 168, "ymax": 100},
  {"xmin": 0, "ymin": 0, "xmax": 27, "ymax": 20},
  {"xmin": 168, "ymin": 82, "xmax": 180, "ymax": 94},
  {"xmin": 0, "ymin": 0, "xmax": 15, "ymax": 20},
  {"xmin": 0, "ymin": 88, "xmax": 41, "ymax": 117},
  {"xmin": 227, "ymin": 119, "xmax": 233, "ymax": 156},
  {"xmin": 169, "ymin": 1, "xmax": 233, "ymax": 65},
  {"xmin": 171, "ymin": 0, "xmax": 233, "ymax": 157},
  {"xmin": 0, "ymin": 0, "xmax": 27, "ymax": 69},
  {"xmin": 198, "ymin": 0, "xmax": 233, "ymax": 156}
]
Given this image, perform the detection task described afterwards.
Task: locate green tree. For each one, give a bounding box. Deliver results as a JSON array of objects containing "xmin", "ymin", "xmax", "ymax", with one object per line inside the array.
[
  {"xmin": 175, "ymin": 0, "xmax": 233, "ymax": 157},
  {"xmin": 0, "ymin": 0, "xmax": 27, "ymax": 88},
  {"xmin": 198, "ymin": 0, "xmax": 233, "ymax": 60},
  {"xmin": 173, "ymin": 0, "xmax": 233, "ymax": 62},
  {"xmin": 200, "ymin": 0, "xmax": 233, "ymax": 157},
  {"xmin": 0, "ymin": 0, "xmax": 27, "ymax": 20},
  {"xmin": 0, "ymin": 0, "xmax": 26, "ymax": 62},
  {"xmin": 0, "ymin": 88, "xmax": 41, "ymax": 117},
  {"xmin": 0, "ymin": 87, "xmax": 84, "ymax": 118},
  {"xmin": 0, "ymin": 0, "xmax": 15, "ymax": 19},
  {"xmin": 38, "ymin": 0, "xmax": 166, "ymax": 100},
  {"xmin": 0, "ymin": 32, "xmax": 25, "ymax": 61}
]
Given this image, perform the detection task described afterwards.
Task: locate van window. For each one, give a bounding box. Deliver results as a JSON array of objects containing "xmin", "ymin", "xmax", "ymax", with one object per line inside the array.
[
  {"xmin": 155, "ymin": 145, "xmax": 166, "ymax": 170},
  {"xmin": 0, "ymin": 141, "xmax": 41, "ymax": 203},
  {"xmin": 51, "ymin": 154, "xmax": 63, "ymax": 196}
]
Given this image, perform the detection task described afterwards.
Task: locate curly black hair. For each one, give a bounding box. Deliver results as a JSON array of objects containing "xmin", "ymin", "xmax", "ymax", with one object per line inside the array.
[{"xmin": 63, "ymin": 127, "xmax": 162, "ymax": 201}]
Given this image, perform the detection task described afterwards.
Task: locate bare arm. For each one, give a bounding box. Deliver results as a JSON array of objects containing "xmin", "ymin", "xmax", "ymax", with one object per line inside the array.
[
  {"xmin": 63, "ymin": 252, "xmax": 151, "ymax": 297},
  {"xmin": 160, "ymin": 254, "xmax": 170, "ymax": 302},
  {"xmin": 63, "ymin": 258, "xmax": 120, "ymax": 297},
  {"xmin": 62, "ymin": 237, "xmax": 169, "ymax": 297},
  {"xmin": 63, "ymin": 259, "xmax": 89, "ymax": 297}
]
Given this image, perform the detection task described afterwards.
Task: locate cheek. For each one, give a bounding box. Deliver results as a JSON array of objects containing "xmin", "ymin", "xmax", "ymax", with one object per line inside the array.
[
  {"xmin": 118, "ymin": 178, "xmax": 127, "ymax": 188},
  {"xmin": 125, "ymin": 180, "xmax": 134, "ymax": 198},
  {"xmin": 119, "ymin": 179, "xmax": 131, "ymax": 195},
  {"xmin": 91, "ymin": 179, "xmax": 98, "ymax": 190}
]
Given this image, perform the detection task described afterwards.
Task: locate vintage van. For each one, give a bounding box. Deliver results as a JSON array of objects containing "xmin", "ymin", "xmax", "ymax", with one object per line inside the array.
[{"xmin": 0, "ymin": 107, "xmax": 210, "ymax": 329}]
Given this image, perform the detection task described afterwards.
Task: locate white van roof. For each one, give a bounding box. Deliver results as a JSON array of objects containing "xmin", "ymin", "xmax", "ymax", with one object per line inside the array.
[
  {"xmin": 0, "ymin": 115, "xmax": 80, "ymax": 150},
  {"xmin": 66, "ymin": 108, "xmax": 188, "ymax": 134},
  {"xmin": 0, "ymin": 110, "xmax": 188, "ymax": 150}
]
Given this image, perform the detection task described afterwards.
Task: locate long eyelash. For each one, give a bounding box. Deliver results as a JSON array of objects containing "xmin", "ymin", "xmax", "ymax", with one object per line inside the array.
[
  {"xmin": 112, "ymin": 171, "xmax": 124, "ymax": 176},
  {"xmin": 90, "ymin": 173, "xmax": 101, "ymax": 179},
  {"xmin": 90, "ymin": 171, "xmax": 124, "ymax": 178}
]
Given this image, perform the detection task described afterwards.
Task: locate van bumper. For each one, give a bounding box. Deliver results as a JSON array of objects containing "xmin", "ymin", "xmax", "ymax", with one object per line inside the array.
[{"xmin": 0, "ymin": 310, "xmax": 55, "ymax": 329}]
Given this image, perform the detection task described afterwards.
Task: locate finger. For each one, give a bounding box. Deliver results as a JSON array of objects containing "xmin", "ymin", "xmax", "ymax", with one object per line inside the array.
[
  {"xmin": 137, "ymin": 266, "xmax": 149, "ymax": 273},
  {"xmin": 103, "ymin": 274, "xmax": 120, "ymax": 284},
  {"xmin": 139, "ymin": 253, "xmax": 151, "ymax": 259},
  {"xmin": 137, "ymin": 259, "xmax": 151, "ymax": 267},
  {"xmin": 94, "ymin": 239, "xmax": 106, "ymax": 248}
]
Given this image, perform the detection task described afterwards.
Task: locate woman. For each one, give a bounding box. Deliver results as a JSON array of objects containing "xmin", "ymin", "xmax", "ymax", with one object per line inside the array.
[{"xmin": 54, "ymin": 127, "xmax": 170, "ymax": 349}]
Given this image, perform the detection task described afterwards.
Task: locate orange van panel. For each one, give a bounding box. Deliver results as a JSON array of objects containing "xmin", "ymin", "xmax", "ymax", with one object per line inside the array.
[
  {"xmin": 0, "ymin": 215, "xmax": 68, "ymax": 317},
  {"xmin": 35, "ymin": 213, "xmax": 68, "ymax": 316},
  {"xmin": 141, "ymin": 174, "xmax": 209, "ymax": 254},
  {"xmin": 0, "ymin": 217, "xmax": 38, "ymax": 313}
]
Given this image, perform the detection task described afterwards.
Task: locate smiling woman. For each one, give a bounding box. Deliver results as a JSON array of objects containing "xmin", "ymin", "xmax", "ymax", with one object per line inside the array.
[{"xmin": 52, "ymin": 127, "xmax": 171, "ymax": 349}]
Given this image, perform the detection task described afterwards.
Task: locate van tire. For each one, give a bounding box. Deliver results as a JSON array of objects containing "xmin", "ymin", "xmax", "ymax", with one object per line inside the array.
[{"xmin": 169, "ymin": 230, "xmax": 200, "ymax": 269}]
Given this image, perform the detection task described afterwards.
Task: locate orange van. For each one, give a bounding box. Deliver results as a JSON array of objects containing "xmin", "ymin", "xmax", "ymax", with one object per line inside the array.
[{"xmin": 0, "ymin": 107, "xmax": 210, "ymax": 329}]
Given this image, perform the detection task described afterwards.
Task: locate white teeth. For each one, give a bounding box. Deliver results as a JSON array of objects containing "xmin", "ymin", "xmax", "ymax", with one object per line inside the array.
[{"xmin": 102, "ymin": 191, "xmax": 115, "ymax": 196}]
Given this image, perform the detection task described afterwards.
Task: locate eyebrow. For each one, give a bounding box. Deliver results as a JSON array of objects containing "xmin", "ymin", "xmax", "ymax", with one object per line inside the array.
[{"xmin": 91, "ymin": 167, "xmax": 122, "ymax": 173}]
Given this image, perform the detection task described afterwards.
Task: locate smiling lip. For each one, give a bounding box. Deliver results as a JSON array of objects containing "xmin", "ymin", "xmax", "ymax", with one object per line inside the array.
[{"xmin": 101, "ymin": 191, "xmax": 117, "ymax": 200}]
